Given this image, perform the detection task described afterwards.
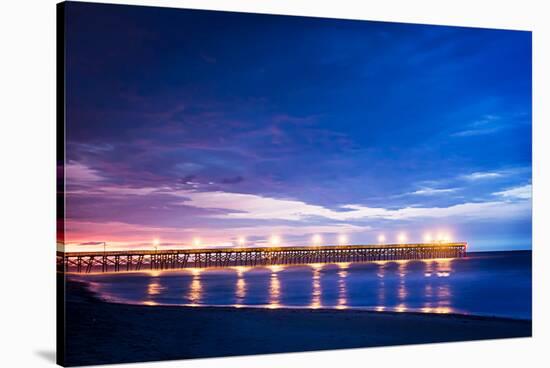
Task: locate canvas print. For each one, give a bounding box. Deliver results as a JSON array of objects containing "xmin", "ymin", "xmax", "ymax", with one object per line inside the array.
[{"xmin": 57, "ymin": 1, "xmax": 532, "ymax": 366}]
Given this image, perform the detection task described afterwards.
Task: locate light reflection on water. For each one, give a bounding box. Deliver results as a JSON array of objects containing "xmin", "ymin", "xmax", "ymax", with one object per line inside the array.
[
  {"xmin": 397, "ymin": 262, "xmax": 408, "ymax": 311},
  {"xmin": 74, "ymin": 252, "xmax": 532, "ymax": 319},
  {"xmin": 233, "ymin": 266, "xmax": 248, "ymax": 307},
  {"xmin": 236, "ymin": 278, "xmax": 246, "ymax": 300},
  {"xmin": 268, "ymin": 267, "xmax": 281, "ymax": 309},
  {"xmin": 310, "ymin": 263, "xmax": 323, "ymax": 309},
  {"xmin": 147, "ymin": 280, "xmax": 163, "ymax": 296},
  {"xmin": 336, "ymin": 263, "xmax": 348, "ymax": 310},
  {"xmin": 188, "ymin": 269, "xmax": 202, "ymax": 306}
]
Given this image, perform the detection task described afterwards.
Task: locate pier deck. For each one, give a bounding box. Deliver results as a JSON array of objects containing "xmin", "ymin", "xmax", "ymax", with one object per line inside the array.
[{"xmin": 57, "ymin": 242, "xmax": 467, "ymax": 273}]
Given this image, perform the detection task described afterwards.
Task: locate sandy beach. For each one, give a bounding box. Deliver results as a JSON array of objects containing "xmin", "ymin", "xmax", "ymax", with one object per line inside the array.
[{"xmin": 60, "ymin": 278, "xmax": 531, "ymax": 366}]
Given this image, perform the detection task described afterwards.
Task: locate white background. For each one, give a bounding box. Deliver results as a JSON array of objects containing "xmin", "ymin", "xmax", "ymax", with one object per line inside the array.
[{"xmin": 1, "ymin": 0, "xmax": 548, "ymax": 367}]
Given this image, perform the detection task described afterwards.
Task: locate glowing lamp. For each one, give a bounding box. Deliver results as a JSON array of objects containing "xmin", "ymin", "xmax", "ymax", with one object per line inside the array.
[
  {"xmin": 338, "ymin": 234, "xmax": 348, "ymax": 244},
  {"xmin": 152, "ymin": 238, "xmax": 160, "ymax": 251},
  {"xmin": 270, "ymin": 235, "xmax": 280, "ymax": 246},
  {"xmin": 397, "ymin": 233, "xmax": 407, "ymax": 243},
  {"xmin": 312, "ymin": 234, "xmax": 322, "ymax": 245}
]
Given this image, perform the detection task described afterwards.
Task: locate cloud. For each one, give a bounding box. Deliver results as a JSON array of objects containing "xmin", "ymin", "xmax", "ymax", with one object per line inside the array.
[
  {"xmin": 451, "ymin": 115, "xmax": 504, "ymax": 137},
  {"xmin": 64, "ymin": 219, "xmax": 366, "ymax": 250},
  {"xmin": 67, "ymin": 185, "xmax": 159, "ymax": 197},
  {"xmin": 178, "ymin": 189, "xmax": 530, "ymax": 222},
  {"xmin": 77, "ymin": 241, "xmax": 106, "ymax": 246},
  {"xmin": 408, "ymin": 187, "xmax": 458, "ymax": 196},
  {"xmin": 65, "ymin": 168, "xmax": 531, "ymax": 224},
  {"xmin": 451, "ymin": 112, "xmax": 530, "ymax": 138},
  {"xmin": 493, "ymin": 184, "xmax": 532, "ymax": 200},
  {"xmin": 272, "ymin": 114, "xmax": 319, "ymax": 125},
  {"xmin": 462, "ymin": 171, "xmax": 502, "ymax": 180},
  {"xmin": 221, "ymin": 176, "xmax": 244, "ymax": 184},
  {"xmin": 62, "ymin": 161, "xmax": 531, "ymax": 251},
  {"xmin": 66, "ymin": 161, "xmax": 104, "ymax": 183},
  {"xmin": 459, "ymin": 167, "xmax": 530, "ymax": 182},
  {"xmin": 451, "ymin": 127, "xmax": 502, "ymax": 137},
  {"xmin": 335, "ymin": 201, "xmax": 529, "ymax": 222}
]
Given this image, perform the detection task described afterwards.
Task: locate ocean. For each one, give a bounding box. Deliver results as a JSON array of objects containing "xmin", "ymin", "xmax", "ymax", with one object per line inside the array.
[{"xmin": 71, "ymin": 250, "xmax": 532, "ymax": 319}]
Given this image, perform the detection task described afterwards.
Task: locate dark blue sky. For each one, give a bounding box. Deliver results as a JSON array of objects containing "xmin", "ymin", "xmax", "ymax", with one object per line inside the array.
[{"xmin": 64, "ymin": 2, "xmax": 532, "ymax": 251}]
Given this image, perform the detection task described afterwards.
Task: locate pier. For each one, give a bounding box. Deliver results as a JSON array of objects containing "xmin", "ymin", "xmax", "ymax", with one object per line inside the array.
[{"xmin": 58, "ymin": 242, "xmax": 467, "ymax": 273}]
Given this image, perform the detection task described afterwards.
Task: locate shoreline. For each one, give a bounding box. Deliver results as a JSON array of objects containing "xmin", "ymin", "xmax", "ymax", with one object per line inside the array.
[
  {"xmin": 63, "ymin": 277, "xmax": 532, "ymax": 366},
  {"xmin": 79, "ymin": 279, "xmax": 531, "ymax": 323}
]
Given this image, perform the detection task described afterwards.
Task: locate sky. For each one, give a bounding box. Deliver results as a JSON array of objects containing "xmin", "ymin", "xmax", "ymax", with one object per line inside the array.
[{"xmin": 62, "ymin": 2, "xmax": 532, "ymax": 252}]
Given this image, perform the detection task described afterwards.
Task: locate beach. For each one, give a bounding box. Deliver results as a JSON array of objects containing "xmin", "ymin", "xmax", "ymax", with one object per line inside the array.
[{"xmin": 62, "ymin": 278, "xmax": 531, "ymax": 366}]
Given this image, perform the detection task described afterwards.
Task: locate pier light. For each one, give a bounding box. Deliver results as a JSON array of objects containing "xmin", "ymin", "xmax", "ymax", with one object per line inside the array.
[
  {"xmin": 377, "ymin": 234, "xmax": 386, "ymax": 243},
  {"xmin": 397, "ymin": 233, "xmax": 407, "ymax": 244},
  {"xmin": 270, "ymin": 235, "xmax": 280, "ymax": 246},
  {"xmin": 193, "ymin": 237, "xmax": 201, "ymax": 246},
  {"xmin": 312, "ymin": 234, "xmax": 322, "ymax": 245},
  {"xmin": 338, "ymin": 234, "xmax": 348, "ymax": 245},
  {"xmin": 152, "ymin": 238, "xmax": 160, "ymax": 251},
  {"xmin": 237, "ymin": 236, "xmax": 246, "ymax": 246},
  {"xmin": 424, "ymin": 233, "xmax": 433, "ymax": 243},
  {"xmin": 435, "ymin": 233, "xmax": 451, "ymax": 243}
]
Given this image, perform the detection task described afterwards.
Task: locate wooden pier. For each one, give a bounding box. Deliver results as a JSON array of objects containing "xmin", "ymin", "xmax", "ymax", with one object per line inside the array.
[{"xmin": 57, "ymin": 242, "xmax": 467, "ymax": 273}]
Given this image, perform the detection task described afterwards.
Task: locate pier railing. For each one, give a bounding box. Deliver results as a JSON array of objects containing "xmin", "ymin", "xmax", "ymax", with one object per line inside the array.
[{"xmin": 57, "ymin": 242, "xmax": 467, "ymax": 273}]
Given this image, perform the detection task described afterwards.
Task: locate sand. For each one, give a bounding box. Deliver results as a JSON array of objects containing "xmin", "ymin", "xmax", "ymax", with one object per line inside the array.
[{"xmin": 61, "ymin": 279, "xmax": 531, "ymax": 366}]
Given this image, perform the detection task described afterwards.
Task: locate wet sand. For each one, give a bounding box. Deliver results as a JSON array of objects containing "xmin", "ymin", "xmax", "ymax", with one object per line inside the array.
[{"xmin": 62, "ymin": 279, "xmax": 531, "ymax": 366}]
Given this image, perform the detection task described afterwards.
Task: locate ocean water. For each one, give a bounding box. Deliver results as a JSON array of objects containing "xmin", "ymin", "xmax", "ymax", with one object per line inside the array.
[{"xmin": 71, "ymin": 251, "xmax": 532, "ymax": 319}]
